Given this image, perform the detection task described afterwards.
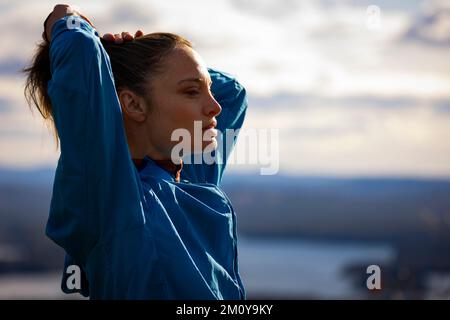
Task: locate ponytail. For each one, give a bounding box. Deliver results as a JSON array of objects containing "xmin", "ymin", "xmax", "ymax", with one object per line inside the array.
[{"xmin": 23, "ymin": 40, "xmax": 58, "ymax": 146}]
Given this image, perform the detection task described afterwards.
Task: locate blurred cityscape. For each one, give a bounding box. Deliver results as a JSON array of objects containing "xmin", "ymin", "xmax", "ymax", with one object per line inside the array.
[{"xmin": 1, "ymin": 168, "xmax": 450, "ymax": 299}]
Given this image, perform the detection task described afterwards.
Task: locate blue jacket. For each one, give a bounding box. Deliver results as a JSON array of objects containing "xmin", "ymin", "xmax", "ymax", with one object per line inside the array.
[{"xmin": 46, "ymin": 16, "xmax": 247, "ymax": 299}]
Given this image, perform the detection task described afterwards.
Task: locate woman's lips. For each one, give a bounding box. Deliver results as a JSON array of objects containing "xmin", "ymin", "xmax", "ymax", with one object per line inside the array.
[
  {"xmin": 202, "ymin": 121, "xmax": 217, "ymax": 135},
  {"xmin": 202, "ymin": 123, "xmax": 218, "ymax": 137},
  {"xmin": 203, "ymin": 127, "xmax": 218, "ymax": 136},
  {"xmin": 202, "ymin": 121, "xmax": 217, "ymax": 130}
]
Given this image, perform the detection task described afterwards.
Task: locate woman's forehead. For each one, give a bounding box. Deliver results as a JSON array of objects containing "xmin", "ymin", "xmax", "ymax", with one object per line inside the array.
[{"xmin": 161, "ymin": 47, "xmax": 210, "ymax": 85}]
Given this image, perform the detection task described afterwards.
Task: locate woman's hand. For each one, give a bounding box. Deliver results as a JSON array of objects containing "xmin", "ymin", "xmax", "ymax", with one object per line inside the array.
[
  {"xmin": 102, "ymin": 30, "xmax": 144, "ymax": 44},
  {"xmin": 43, "ymin": 4, "xmax": 94, "ymax": 42},
  {"xmin": 43, "ymin": 4, "xmax": 143, "ymax": 44}
]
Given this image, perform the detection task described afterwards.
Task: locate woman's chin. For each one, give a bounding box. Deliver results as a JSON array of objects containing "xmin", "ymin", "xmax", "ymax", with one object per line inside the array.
[
  {"xmin": 186, "ymin": 137, "xmax": 218, "ymax": 156},
  {"xmin": 203, "ymin": 138, "xmax": 218, "ymax": 152},
  {"xmin": 189, "ymin": 139, "xmax": 217, "ymax": 154}
]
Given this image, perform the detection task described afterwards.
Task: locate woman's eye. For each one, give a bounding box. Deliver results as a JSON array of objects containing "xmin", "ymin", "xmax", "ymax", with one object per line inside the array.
[{"xmin": 185, "ymin": 90, "xmax": 200, "ymax": 96}]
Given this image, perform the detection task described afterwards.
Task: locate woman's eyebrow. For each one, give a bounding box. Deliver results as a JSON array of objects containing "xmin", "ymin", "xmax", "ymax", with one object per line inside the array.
[{"xmin": 178, "ymin": 77, "xmax": 212, "ymax": 86}]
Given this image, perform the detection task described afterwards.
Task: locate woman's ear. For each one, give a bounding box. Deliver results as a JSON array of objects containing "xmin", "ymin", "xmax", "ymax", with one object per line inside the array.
[{"xmin": 118, "ymin": 89, "xmax": 147, "ymax": 122}]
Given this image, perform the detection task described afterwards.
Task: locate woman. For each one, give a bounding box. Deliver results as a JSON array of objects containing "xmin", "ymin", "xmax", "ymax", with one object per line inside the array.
[{"xmin": 24, "ymin": 4, "xmax": 247, "ymax": 299}]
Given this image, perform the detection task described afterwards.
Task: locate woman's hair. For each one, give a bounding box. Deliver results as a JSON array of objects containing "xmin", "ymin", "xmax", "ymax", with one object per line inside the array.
[{"xmin": 23, "ymin": 32, "xmax": 193, "ymax": 147}]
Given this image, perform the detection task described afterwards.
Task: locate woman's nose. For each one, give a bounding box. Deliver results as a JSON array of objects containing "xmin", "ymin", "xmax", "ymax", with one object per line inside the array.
[{"xmin": 204, "ymin": 93, "xmax": 222, "ymax": 117}]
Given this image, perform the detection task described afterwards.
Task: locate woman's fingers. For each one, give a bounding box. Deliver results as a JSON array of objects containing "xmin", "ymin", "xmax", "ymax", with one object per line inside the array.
[
  {"xmin": 113, "ymin": 33, "xmax": 123, "ymax": 44},
  {"xmin": 102, "ymin": 33, "xmax": 123, "ymax": 43},
  {"xmin": 135, "ymin": 30, "xmax": 144, "ymax": 38},
  {"xmin": 102, "ymin": 30, "xmax": 144, "ymax": 43},
  {"xmin": 102, "ymin": 33, "xmax": 115, "ymax": 42},
  {"xmin": 122, "ymin": 32, "xmax": 133, "ymax": 41}
]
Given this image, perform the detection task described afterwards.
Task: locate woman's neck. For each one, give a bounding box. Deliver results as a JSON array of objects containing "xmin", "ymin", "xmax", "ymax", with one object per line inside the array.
[{"xmin": 124, "ymin": 118, "xmax": 172, "ymax": 161}]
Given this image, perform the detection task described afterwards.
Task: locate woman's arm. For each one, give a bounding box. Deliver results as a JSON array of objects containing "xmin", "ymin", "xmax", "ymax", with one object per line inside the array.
[
  {"xmin": 45, "ymin": 11, "xmax": 146, "ymax": 266},
  {"xmin": 181, "ymin": 68, "xmax": 248, "ymax": 186}
]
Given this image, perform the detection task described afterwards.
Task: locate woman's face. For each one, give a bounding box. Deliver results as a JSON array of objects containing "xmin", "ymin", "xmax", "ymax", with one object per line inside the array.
[{"xmin": 142, "ymin": 45, "xmax": 222, "ymax": 160}]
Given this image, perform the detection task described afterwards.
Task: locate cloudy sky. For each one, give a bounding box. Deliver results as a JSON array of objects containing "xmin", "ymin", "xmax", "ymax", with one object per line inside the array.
[{"xmin": 1, "ymin": 0, "xmax": 450, "ymax": 177}]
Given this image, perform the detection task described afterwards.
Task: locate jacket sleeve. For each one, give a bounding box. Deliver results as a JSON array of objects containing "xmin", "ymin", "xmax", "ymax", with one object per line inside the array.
[
  {"xmin": 45, "ymin": 16, "xmax": 146, "ymax": 267},
  {"xmin": 46, "ymin": 16, "xmax": 177, "ymax": 299},
  {"xmin": 181, "ymin": 68, "xmax": 248, "ymax": 186}
]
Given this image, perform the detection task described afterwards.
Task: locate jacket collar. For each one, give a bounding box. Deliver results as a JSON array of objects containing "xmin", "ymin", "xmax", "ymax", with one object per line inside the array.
[{"xmin": 137, "ymin": 156, "xmax": 182, "ymax": 183}]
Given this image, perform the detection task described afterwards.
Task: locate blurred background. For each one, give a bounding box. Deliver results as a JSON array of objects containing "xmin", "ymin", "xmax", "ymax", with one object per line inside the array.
[{"xmin": 1, "ymin": 0, "xmax": 450, "ymax": 299}]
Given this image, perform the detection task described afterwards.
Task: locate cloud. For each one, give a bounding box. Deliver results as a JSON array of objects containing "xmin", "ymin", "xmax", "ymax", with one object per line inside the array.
[
  {"xmin": 0, "ymin": 58, "xmax": 27, "ymax": 76},
  {"xmin": 0, "ymin": 0, "xmax": 449, "ymax": 178},
  {"xmin": 401, "ymin": 0, "xmax": 450, "ymax": 47},
  {"xmin": 235, "ymin": 92, "xmax": 450, "ymax": 177},
  {"xmin": 3, "ymin": 0, "xmax": 448, "ymax": 99},
  {"xmin": 434, "ymin": 99, "xmax": 450, "ymax": 113},
  {"xmin": 0, "ymin": 97, "xmax": 12, "ymax": 113},
  {"xmin": 228, "ymin": 0, "xmax": 301, "ymax": 19},
  {"xmin": 107, "ymin": 2, "xmax": 157, "ymax": 25},
  {"xmin": 248, "ymin": 93, "xmax": 420, "ymax": 110}
]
